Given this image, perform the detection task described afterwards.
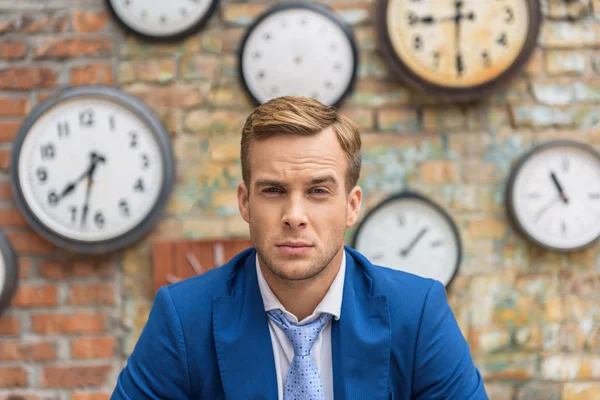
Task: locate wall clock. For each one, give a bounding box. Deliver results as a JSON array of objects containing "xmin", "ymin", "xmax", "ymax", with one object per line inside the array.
[
  {"xmin": 0, "ymin": 232, "xmax": 18, "ymax": 316},
  {"xmin": 352, "ymin": 191, "xmax": 462, "ymax": 288},
  {"xmin": 238, "ymin": 2, "xmax": 359, "ymax": 107},
  {"xmin": 105, "ymin": 0, "xmax": 219, "ymax": 41},
  {"xmin": 10, "ymin": 86, "xmax": 175, "ymax": 254},
  {"xmin": 505, "ymin": 140, "xmax": 600, "ymax": 252},
  {"xmin": 376, "ymin": 0, "xmax": 541, "ymax": 101}
]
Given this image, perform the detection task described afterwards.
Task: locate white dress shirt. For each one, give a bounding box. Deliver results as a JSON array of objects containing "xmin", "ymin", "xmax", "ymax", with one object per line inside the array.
[{"xmin": 256, "ymin": 250, "xmax": 346, "ymax": 400}]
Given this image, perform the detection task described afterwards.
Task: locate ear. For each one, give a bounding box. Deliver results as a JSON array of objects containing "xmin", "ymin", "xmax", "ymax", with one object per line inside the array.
[
  {"xmin": 346, "ymin": 185, "xmax": 362, "ymax": 228},
  {"xmin": 237, "ymin": 181, "xmax": 250, "ymax": 223}
]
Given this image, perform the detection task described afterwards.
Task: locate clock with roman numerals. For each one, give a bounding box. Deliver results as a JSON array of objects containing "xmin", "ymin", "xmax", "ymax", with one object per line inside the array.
[
  {"xmin": 10, "ymin": 86, "xmax": 174, "ymax": 254},
  {"xmin": 376, "ymin": 0, "xmax": 541, "ymax": 101},
  {"xmin": 238, "ymin": 2, "xmax": 358, "ymax": 107},
  {"xmin": 106, "ymin": 0, "xmax": 219, "ymax": 41},
  {"xmin": 506, "ymin": 140, "xmax": 600, "ymax": 252},
  {"xmin": 352, "ymin": 191, "xmax": 462, "ymax": 288}
]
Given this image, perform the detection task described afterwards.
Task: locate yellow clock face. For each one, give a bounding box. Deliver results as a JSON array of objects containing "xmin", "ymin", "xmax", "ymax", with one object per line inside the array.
[{"xmin": 385, "ymin": 0, "xmax": 531, "ymax": 88}]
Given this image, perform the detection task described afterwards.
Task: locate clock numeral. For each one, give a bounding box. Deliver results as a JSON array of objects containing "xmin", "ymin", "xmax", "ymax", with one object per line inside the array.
[
  {"xmin": 48, "ymin": 191, "xmax": 59, "ymax": 206},
  {"xmin": 371, "ymin": 253, "xmax": 384, "ymax": 261},
  {"xmin": 589, "ymin": 193, "xmax": 600, "ymax": 200},
  {"xmin": 69, "ymin": 205, "xmax": 77, "ymax": 222},
  {"xmin": 134, "ymin": 178, "xmax": 145, "ymax": 192},
  {"xmin": 79, "ymin": 110, "xmax": 94, "ymax": 127},
  {"xmin": 119, "ymin": 199, "xmax": 130, "ymax": 216},
  {"xmin": 456, "ymin": 54, "xmax": 464, "ymax": 77},
  {"xmin": 124, "ymin": 0, "xmax": 131, "ymax": 6},
  {"xmin": 37, "ymin": 167, "xmax": 48, "ymax": 182},
  {"xmin": 432, "ymin": 51, "xmax": 440, "ymax": 69},
  {"xmin": 129, "ymin": 131, "xmax": 138, "ymax": 148},
  {"xmin": 497, "ymin": 33, "xmax": 507, "ymax": 47},
  {"xmin": 40, "ymin": 143, "xmax": 55, "ymax": 160},
  {"xmin": 431, "ymin": 240, "xmax": 444, "ymax": 248},
  {"xmin": 505, "ymin": 7, "xmax": 514, "ymax": 23},
  {"xmin": 141, "ymin": 154, "xmax": 149, "ymax": 169},
  {"xmin": 482, "ymin": 51, "xmax": 491, "ymax": 68},
  {"xmin": 413, "ymin": 35, "xmax": 422, "ymax": 50},
  {"xmin": 408, "ymin": 12, "xmax": 418, "ymax": 25},
  {"xmin": 561, "ymin": 220, "xmax": 568, "ymax": 236},
  {"xmin": 94, "ymin": 211, "xmax": 105, "ymax": 228},
  {"xmin": 397, "ymin": 214, "xmax": 405, "ymax": 226},
  {"xmin": 57, "ymin": 122, "xmax": 70, "ymax": 138},
  {"xmin": 527, "ymin": 192, "xmax": 541, "ymax": 199},
  {"xmin": 159, "ymin": 14, "xmax": 168, "ymax": 25},
  {"xmin": 562, "ymin": 157, "xmax": 570, "ymax": 172},
  {"xmin": 109, "ymin": 115, "xmax": 116, "ymax": 131}
]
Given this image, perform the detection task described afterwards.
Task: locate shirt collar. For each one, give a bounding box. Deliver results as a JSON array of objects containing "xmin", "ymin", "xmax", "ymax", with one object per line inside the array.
[{"xmin": 256, "ymin": 249, "xmax": 346, "ymax": 325}]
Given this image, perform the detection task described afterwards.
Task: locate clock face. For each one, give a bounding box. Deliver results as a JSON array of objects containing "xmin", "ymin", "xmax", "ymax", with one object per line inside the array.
[
  {"xmin": 106, "ymin": 0, "xmax": 218, "ymax": 40},
  {"xmin": 377, "ymin": 0, "xmax": 541, "ymax": 99},
  {"xmin": 11, "ymin": 87, "xmax": 174, "ymax": 253},
  {"xmin": 352, "ymin": 192, "xmax": 461, "ymax": 287},
  {"xmin": 239, "ymin": 2, "xmax": 358, "ymax": 107},
  {"xmin": 0, "ymin": 232, "xmax": 18, "ymax": 316},
  {"xmin": 506, "ymin": 140, "xmax": 600, "ymax": 251}
]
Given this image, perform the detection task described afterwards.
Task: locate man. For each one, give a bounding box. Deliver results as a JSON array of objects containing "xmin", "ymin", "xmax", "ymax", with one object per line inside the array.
[{"xmin": 111, "ymin": 96, "xmax": 488, "ymax": 399}]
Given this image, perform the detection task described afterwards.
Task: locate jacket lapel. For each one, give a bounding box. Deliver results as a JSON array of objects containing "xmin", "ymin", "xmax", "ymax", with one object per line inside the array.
[
  {"xmin": 213, "ymin": 249, "xmax": 278, "ymax": 400},
  {"xmin": 332, "ymin": 246, "xmax": 391, "ymax": 399}
]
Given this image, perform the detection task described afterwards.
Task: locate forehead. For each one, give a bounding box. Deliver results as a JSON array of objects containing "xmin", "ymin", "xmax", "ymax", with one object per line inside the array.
[{"xmin": 248, "ymin": 127, "xmax": 347, "ymax": 183}]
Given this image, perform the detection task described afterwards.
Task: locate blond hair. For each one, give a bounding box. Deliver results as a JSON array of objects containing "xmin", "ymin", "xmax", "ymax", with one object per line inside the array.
[{"xmin": 240, "ymin": 96, "xmax": 361, "ymax": 194}]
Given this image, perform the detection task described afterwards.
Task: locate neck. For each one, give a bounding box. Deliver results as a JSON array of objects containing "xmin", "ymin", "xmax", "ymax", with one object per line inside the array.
[{"xmin": 260, "ymin": 247, "xmax": 343, "ymax": 321}]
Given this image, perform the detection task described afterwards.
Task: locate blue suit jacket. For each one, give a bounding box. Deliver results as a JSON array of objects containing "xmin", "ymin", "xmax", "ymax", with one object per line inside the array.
[{"xmin": 111, "ymin": 246, "xmax": 488, "ymax": 399}]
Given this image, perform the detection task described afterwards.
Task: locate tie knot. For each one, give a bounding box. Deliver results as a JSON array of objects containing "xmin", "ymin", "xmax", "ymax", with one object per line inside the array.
[{"xmin": 267, "ymin": 309, "xmax": 333, "ymax": 356}]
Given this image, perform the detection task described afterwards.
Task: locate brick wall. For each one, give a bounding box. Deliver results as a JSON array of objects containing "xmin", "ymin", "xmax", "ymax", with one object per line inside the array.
[{"xmin": 0, "ymin": 0, "xmax": 599, "ymax": 399}]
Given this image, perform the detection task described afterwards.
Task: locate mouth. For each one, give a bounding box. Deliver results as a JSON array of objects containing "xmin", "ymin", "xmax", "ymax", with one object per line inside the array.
[{"xmin": 276, "ymin": 242, "xmax": 313, "ymax": 255}]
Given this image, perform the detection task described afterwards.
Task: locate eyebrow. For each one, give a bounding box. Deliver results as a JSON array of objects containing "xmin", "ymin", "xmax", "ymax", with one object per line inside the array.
[{"xmin": 254, "ymin": 175, "xmax": 339, "ymax": 189}]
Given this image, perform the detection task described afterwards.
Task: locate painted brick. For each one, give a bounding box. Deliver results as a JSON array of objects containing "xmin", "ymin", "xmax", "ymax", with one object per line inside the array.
[{"xmin": 546, "ymin": 50, "xmax": 587, "ymax": 75}]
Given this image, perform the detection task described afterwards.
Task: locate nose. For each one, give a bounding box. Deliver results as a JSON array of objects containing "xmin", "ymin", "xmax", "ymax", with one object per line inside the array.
[{"xmin": 281, "ymin": 194, "xmax": 308, "ymax": 229}]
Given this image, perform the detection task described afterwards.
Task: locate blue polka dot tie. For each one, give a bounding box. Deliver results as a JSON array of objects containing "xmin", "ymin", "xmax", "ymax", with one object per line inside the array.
[{"xmin": 267, "ymin": 309, "xmax": 333, "ymax": 400}]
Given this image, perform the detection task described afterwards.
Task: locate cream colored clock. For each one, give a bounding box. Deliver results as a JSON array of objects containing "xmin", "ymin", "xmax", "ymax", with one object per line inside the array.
[{"xmin": 376, "ymin": 0, "xmax": 541, "ymax": 101}]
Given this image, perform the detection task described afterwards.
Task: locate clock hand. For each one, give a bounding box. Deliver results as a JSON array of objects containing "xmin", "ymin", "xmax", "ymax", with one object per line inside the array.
[
  {"xmin": 57, "ymin": 152, "xmax": 106, "ymax": 201},
  {"xmin": 400, "ymin": 227, "xmax": 428, "ymax": 257},
  {"xmin": 534, "ymin": 196, "xmax": 562, "ymax": 223},
  {"xmin": 454, "ymin": 0, "xmax": 464, "ymax": 78},
  {"xmin": 550, "ymin": 171, "xmax": 569, "ymax": 204},
  {"xmin": 80, "ymin": 152, "xmax": 106, "ymax": 227}
]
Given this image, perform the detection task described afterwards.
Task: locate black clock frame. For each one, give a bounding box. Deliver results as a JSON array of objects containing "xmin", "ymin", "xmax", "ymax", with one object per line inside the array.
[
  {"xmin": 9, "ymin": 85, "xmax": 175, "ymax": 254},
  {"xmin": 351, "ymin": 191, "xmax": 462, "ymax": 289},
  {"xmin": 237, "ymin": 1, "xmax": 360, "ymax": 108},
  {"xmin": 505, "ymin": 139, "xmax": 600, "ymax": 252},
  {"xmin": 105, "ymin": 0, "xmax": 220, "ymax": 42},
  {"xmin": 0, "ymin": 232, "xmax": 18, "ymax": 316},
  {"xmin": 375, "ymin": 0, "xmax": 542, "ymax": 102}
]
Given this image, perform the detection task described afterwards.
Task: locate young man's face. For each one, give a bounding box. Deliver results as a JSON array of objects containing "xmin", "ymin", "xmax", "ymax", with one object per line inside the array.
[{"xmin": 237, "ymin": 127, "xmax": 362, "ymax": 282}]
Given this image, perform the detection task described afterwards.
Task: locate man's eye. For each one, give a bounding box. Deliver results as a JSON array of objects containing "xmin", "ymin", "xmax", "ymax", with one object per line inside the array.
[
  {"xmin": 264, "ymin": 188, "xmax": 281, "ymax": 193},
  {"xmin": 311, "ymin": 188, "xmax": 328, "ymax": 195}
]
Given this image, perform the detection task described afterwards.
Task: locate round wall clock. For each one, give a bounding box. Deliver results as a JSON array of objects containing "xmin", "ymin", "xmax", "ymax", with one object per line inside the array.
[
  {"xmin": 505, "ymin": 140, "xmax": 600, "ymax": 252},
  {"xmin": 352, "ymin": 191, "xmax": 462, "ymax": 288},
  {"xmin": 10, "ymin": 86, "xmax": 175, "ymax": 254},
  {"xmin": 238, "ymin": 2, "xmax": 359, "ymax": 107},
  {"xmin": 0, "ymin": 232, "xmax": 18, "ymax": 316},
  {"xmin": 376, "ymin": 0, "xmax": 541, "ymax": 101},
  {"xmin": 106, "ymin": 0, "xmax": 219, "ymax": 41}
]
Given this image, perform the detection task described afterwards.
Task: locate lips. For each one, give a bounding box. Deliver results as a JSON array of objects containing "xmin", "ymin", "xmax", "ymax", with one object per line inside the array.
[{"xmin": 276, "ymin": 241, "xmax": 312, "ymax": 247}]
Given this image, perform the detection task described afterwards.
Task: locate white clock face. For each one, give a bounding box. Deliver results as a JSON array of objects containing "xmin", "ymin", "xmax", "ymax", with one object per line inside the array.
[
  {"xmin": 509, "ymin": 142, "xmax": 600, "ymax": 251},
  {"xmin": 353, "ymin": 194, "xmax": 460, "ymax": 286},
  {"xmin": 108, "ymin": 0, "xmax": 216, "ymax": 38},
  {"xmin": 241, "ymin": 5, "xmax": 357, "ymax": 106},
  {"xmin": 384, "ymin": 0, "xmax": 531, "ymax": 88},
  {"xmin": 16, "ymin": 97, "xmax": 165, "ymax": 243}
]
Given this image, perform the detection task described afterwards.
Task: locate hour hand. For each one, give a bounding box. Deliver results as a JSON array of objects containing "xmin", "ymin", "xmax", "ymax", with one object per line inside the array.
[{"xmin": 550, "ymin": 171, "xmax": 568, "ymax": 203}]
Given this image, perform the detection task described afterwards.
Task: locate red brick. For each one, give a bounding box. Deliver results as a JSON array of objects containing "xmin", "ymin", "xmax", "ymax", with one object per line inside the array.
[
  {"xmin": 71, "ymin": 394, "xmax": 110, "ymax": 400},
  {"xmin": 0, "ymin": 41, "xmax": 27, "ymax": 59},
  {"xmin": 71, "ymin": 64, "xmax": 113, "ymax": 86},
  {"xmin": 0, "ymin": 394, "xmax": 41, "ymax": 400},
  {"xmin": 11, "ymin": 284, "xmax": 58, "ymax": 307},
  {"xmin": 19, "ymin": 258, "xmax": 35, "ymax": 280},
  {"xmin": 0, "ymin": 367, "xmax": 27, "ymax": 387},
  {"xmin": 0, "ymin": 97, "xmax": 29, "ymax": 117},
  {"xmin": 0, "ymin": 121, "xmax": 22, "ymax": 142},
  {"xmin": 71, "ymin": 337, "xmax": 116, "ymax": 359},
  {"xmin": 0, "ymin": 341, "xmax": 56, "ymax": 361},
  {"xmin": 33, "ymin": 38, "xmax": 112, "ymax": 59},
  {"xmin": 69, "ymin": 283, "xmax": 114, "ymax": 306},
  {"xmin": 0, "ymin": 181, "xmax": 12, "ymax": 200},
  {"xmin": 40, "ymin": 259, "xmax": 114, "ymax": 280},
  {"xmin": 42, "ymin": 365, "xmax": 111, "ymax": 388},
  {"xmin": 0, "ymin": 314, "xmax": 19, "ymax": 335},
  {"xmin": 72, "ymin": 11, "xmax": 109, "ymax": 33},
  {"xmin": 0, "ymin": 207, "xmax": 28, "ymax": 227},
  {"xmin": 0, "ymin": 67, "xmax": 58, "ymax": 90},
  {"xmin": 0, "ymin": 149, "xmax": 10, "ymax": 169},
  {"xmin": 0, "ymin": 14, "xmax": 68, "ymax": 34},
  {"xmin": 6, "ymin": 231, "xmax": 55, "ymax": 254},
  {"xmin": 32, "ymin": 312, "xmax": 106, "ymax": 334}
]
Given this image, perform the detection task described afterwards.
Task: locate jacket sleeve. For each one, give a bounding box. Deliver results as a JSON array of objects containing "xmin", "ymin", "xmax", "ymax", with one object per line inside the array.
[
  {"xmin": 111, "ymin": 286, "xmax": 191, "ymax": 400},
  {"xmin": 412, "ymin": 280, "xmax": 488, "ymax": 400}
]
